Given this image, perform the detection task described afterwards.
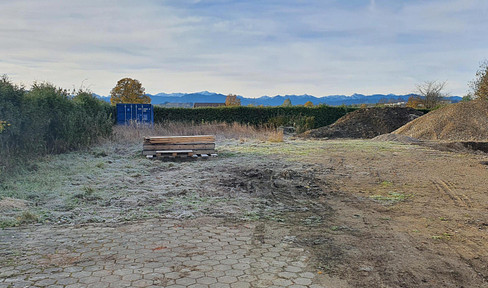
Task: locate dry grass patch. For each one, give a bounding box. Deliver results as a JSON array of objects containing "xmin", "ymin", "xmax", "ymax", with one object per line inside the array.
[
  {"xmin": 0, "ymin": 197, "xmax": 28, "ymax": 212},
  {"xmin": 111, "ymin": 121, "xmax": 284, "ymax": 143}
]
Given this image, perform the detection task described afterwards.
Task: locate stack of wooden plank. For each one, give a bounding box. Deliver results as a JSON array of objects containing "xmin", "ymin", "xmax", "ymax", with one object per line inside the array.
[{"xmin": 143, "ymin": 135, "xmax": 217, "ymax": 159}]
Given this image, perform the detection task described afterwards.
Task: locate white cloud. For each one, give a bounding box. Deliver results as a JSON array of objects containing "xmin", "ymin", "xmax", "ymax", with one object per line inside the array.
[{"xmin": 0, "ymin": 0, "xmax": 487, "ymax": 97}]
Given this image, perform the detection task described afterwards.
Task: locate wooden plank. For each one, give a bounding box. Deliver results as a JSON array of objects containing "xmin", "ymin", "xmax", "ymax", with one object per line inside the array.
[
  {"xmin": 156, "ymin": 150, "xmax": 193, "ymax": 153},
  {"xmin": 155, "ymin": 150, "xmax": 193, "ymax": 158},
  {"xmin": 143, "ymin": 143, "xmax": 215, "ymax": 151},
  {"xmin": 143, "ymin": 149, "xmax": 215, "ymax": 156},
  {"xmin": 144, "ymin": 135, "xmax": 215, "ymax": 144}
]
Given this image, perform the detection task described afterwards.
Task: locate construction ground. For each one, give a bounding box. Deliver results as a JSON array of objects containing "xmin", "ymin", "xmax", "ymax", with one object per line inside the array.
[{"xmin": 2, "ymin": 136, "xmax": 488, "ymax": 287}]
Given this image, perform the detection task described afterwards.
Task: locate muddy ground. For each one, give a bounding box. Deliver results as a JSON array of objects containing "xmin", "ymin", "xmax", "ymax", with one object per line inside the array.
[{"xmin": 2, "ymin": 138, "xmax": 488, "ymax": 287}]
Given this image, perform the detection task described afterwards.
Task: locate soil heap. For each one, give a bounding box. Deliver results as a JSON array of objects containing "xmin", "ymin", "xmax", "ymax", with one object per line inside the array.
[
  {"xmin": 393, "ymin": 100, "xmax": 488, "ymax": 141},
  {"xmin": 302, "ymin": 107, "xmax": 424, "ymax": 139}
]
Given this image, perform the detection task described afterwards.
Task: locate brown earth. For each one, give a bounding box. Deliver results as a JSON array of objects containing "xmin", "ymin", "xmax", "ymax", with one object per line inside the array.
[
  {"xmin": 302, "ymin": 107, "xmax": 424, "ymax": 139},
  {"xmin": 394, "ymin": 100, "xmax": 488, "ymax": 141},
  {"xmin": 220, "ymin": 140, "xmax": 488, "ymax": 287}
]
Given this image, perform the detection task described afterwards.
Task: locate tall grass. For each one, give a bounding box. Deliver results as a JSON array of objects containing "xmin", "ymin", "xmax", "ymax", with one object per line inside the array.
[{"xmin": 111, "ymin": 121, "xmax": 284, "ymax": 144}]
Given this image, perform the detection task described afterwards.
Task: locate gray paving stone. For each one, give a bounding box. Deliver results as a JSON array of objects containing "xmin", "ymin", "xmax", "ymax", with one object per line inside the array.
[{"xmin": 0, "ymin": 219, "xmax": 326, "ymax": 288}]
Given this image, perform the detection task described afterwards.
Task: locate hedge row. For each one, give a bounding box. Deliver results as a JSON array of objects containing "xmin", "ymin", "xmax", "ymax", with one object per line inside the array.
[
  {"xmin": 153, "ymin": 106, "xmax": 358, "ymax": 132},
  {"xmin": 0, "ymin": 77, "xmax": 113, "ymax": 175}
]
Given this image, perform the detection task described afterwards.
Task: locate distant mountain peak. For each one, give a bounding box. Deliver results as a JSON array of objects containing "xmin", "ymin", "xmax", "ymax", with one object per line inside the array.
[{"xmin": 94, "ymin": 91, "xmax": 462, "ymax": 106}]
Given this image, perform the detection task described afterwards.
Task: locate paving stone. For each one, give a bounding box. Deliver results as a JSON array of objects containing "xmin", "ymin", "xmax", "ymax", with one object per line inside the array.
[
  {"xmin": 56, "ymin": 277, "xmax": 79, "ymax": 285},
  {"xmin": 65, "ymin": 283, "xmax": 87, "ymax": 288},
  {"xmin": 121, "ymin": 273, "xmax": 142, "ymax": 281},
  {"xmin": 272, "ymin": 278, "xmax": 293, "ymax": 286},
  {"xmin": 278, "ymin": 271, "xmax": 298, "ymax": 279},
  {"xmin": 78, "ymin": 275, "xmax": 101, "ymax": 284},
  {"xmin": 289, "ymin": 284, "xmax": 309, "ymax": 288},
  {"xmin": 0, "ymin": 219, "xmax": 324, "ymax": 288},
  {"xmin": 197, "ymin": 276, "xmax": 218, "ymax": 285},
  {"xmin": 231, "ymin": 282, "xmax": 251, "ymax": 288},
  {"xmin": 218, "ymin": 275, "xmax": 238, "ymax": 284},
  {"xmin": 285, "ymin": 265, "xmax": 303, "ymax": 273},
  {"xmin": 209, "ymin": 283, "xmax": 231, "ymax": 288},
  {"xmin": 33, "ymin": 278, "xmax": 57, "ymax": 286},
  {"xmin": 188, "ymin": 284, "xmax": 211, "ymax": 288},
  {"xmin": 224, "ymin": 269, "xmax": 244, "ymax": 277},
  {"xmin": 132, "ymin": 279, "xmax": 155, "ymax": 287},
  {"xmin": 299, "ymin": 272, "xmax": 316, "ymax": 279},
  {"xmin": 293, "ymin": 277, "xmax": 313, "ymax": 285},
  {"xmin": 175, "ymin": 277, "xmax": 197, "ymax": 285}
]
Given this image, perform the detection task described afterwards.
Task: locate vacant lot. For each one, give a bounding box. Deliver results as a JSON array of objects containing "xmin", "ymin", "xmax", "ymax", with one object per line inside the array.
[{"xmin": 2, "ymin": 136, "xmax": 488, "ymax": 287}]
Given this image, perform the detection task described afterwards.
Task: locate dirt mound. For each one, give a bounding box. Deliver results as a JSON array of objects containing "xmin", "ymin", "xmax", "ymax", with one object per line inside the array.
[
  {"xmin": 372, "ymin": 133, "xmax": 422, "ymax": 144},
  {"xmin": 302, "ymin": 107, "xmax": 424, "ymax": 139},
  {"xmin": 394, "ymin": 100, "xmax": 488, "ymax": 141}
]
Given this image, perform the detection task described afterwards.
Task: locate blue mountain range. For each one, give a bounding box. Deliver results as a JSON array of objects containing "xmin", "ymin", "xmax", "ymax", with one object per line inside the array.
[{"xmin": 96, "ymin": 91, "xmax": 462, "ymax": 106}]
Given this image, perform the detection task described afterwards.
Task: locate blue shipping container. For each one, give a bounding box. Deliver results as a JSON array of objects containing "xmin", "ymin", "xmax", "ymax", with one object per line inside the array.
[{"xmin": 116, "ymin": 104, "xmax": 154, "ymax": 125}]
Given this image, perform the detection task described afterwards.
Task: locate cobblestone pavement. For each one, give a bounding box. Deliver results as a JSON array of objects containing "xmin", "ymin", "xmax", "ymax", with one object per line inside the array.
[{"xmin": 0, "ymin": 218, "xmax": 330, "ymax": 288}]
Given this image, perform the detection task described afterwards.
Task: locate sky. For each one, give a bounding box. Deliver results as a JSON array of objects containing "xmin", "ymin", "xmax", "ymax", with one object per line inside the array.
[{"xmin": 1, "ymin": 0, "xmax": 487, "ymax": 98}]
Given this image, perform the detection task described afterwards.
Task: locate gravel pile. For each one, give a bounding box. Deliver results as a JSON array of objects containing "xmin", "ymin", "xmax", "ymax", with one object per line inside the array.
[
  {"xmin": 394, "ymin": 100, "xmax": 488, "ymax": 141},
  {"xmin": 302, "ymin": 107, "xmax": 424, "ymax": 139}
]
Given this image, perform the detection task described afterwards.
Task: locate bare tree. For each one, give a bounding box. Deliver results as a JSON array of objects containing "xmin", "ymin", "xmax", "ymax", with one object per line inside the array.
[{"xmin": 416, "ymin": 81, "xmax": 447, "ymax": 109}]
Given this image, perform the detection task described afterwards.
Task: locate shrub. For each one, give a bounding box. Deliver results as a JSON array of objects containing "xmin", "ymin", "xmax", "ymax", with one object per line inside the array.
[
  {"xmin": 0, "ymin": 77, "xmax": 113, "ymax": 178},
  {"xmin": 153, "ymin": 105, "xmax": 357, "ymax": 130},
  {"xmin": 470, "ymin": 60, "xmax": 488, "ymax": 100},
  {"xmin": 0, "ymin": 76, "xmax": 26, "ymax": 171}
]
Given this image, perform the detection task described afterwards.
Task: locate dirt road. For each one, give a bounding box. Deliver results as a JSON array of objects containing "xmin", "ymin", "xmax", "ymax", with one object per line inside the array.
[{"xmin": 2, "ymin": 138, "xmax": 488, "ymax": 287}]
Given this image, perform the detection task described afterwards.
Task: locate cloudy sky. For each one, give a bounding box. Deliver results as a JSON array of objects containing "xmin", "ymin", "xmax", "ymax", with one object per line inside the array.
[{"xmin": 1, "ymin": 0, "xmax": 487, "ymax": 97}]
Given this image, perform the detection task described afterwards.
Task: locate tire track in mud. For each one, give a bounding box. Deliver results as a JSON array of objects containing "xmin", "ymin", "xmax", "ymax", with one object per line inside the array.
[{"xmin": 432, "ymin": 179, "xmax": 472, "ymax": 208}]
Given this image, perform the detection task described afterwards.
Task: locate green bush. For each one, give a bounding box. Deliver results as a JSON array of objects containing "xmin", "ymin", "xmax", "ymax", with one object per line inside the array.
[
  {"xmin": 153, "ymin": 105, "xmax": 357, "ymax": 130},
  {"xmin": 0, "ymin": 77, "xmax": 113, "ymax": 177}
]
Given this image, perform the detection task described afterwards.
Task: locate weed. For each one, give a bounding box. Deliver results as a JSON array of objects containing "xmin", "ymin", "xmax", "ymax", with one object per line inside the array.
[
  {"xmin": 0, "ymin": 218, "xmax": 18, "ymax": 229},
  {"xmin": 303, "ymin": 215, "xmax": 322, "ymax": 226},
  {"xmin": 266, "ymin": 131, "xmax": 284, "ymax": 143},
  {"xmin": 83, "ymin": 186, "xmax": 95, "ymax": 196},
  {"xmin": 380, "ymin": 181, "xmax": 393, "ymax": 187},
  {"xmin": 93, "ymin": 150, "xmax": 108, "ymax": 157},
  {"xmin": 74, "ymin": 186, "xmax": 100, "ymax": 202},
  {"xmin": 17, "ymin": 211, "xmax": 38, "ymax": 224},
  {"xmin": 241, "ymin": 211, "xmax": 261, "ymax": 221},
  {"xmin": 432, "ymin": 233, "xmax": 452, "ymax": 240},
  {"xmin": 370, "ymin": 192, "xmax": 412, "ymax": 204},
  {"xmin": 96, "ymin": 162, "xmax": 105, "ymax": 169}
]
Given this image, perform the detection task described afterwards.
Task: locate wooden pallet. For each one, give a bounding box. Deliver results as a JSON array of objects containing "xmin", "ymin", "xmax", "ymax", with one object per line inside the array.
[
  {"xmin": 144, "ymin": 135, "xmax": 215, "ymax": 144},
  {"xmin": 146, "ymin": 153, "xmax": 218, "ymax": 159},
  {"xmin": 143, "ymin": 135, "xmax": 217, "ymax": 160},
  {"xmin": 143, "ymin": 149, "xmax": 216, "ymax": 156},
  {"xmin": 143, "ymin": 143, "xmax": 215, "ymax": 150}
]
